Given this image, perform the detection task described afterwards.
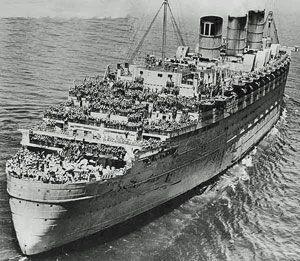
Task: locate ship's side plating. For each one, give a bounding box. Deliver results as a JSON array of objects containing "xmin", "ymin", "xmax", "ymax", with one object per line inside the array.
[{"xmin": 7, "ymin": 60, "xmax": 290, "ymax": 255}]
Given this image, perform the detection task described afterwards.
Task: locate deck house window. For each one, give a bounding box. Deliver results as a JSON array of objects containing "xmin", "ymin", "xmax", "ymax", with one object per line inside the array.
[
  {"xmin": 201, "ymin": 22, "xmax": 205, "ymax": 35},
  {"xmin": 204, "ymin": 23, "xmax": 210, "ymax": 36},
  {"xmin": 210, "ymin": 24, "xmax": 216, "ymax": 35}
]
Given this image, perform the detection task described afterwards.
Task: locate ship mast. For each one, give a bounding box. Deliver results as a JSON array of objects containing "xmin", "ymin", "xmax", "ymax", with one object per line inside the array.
[
  {"xmin": 129, "ymin": 0, "xmax": 185, "ymax": 64},
  {"xmin": 162, "ymin": 0, "xmax": 168, "ymax": 67}
]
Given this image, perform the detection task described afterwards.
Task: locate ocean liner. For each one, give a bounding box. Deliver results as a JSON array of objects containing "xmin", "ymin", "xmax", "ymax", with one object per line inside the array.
[{"xmin": 6, "ymin": 0, "xmax": 292, "ymax": 255}]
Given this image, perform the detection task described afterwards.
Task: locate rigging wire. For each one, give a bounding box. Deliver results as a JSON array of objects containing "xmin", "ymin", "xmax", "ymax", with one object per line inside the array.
[
  {"xmin": 173, "ymin": 0, "xmax": 189, "ymax": 45},
  {"xmin": 169, "ymin": 11, "xmax": 181, "ymax": 46},
  {"xmin": 272, "ymin": 16, "xmax": 280, "ymax": 43},
  {"xmin": 268, "ymin": 0, "xmax": 281, "ymax": 43},
  {"xmin": 273, "ymin": 0, "xmax": 281, "ymax": 41},
  {"xmin": 167, "ymin": 3, "xmax": 186, "ymax": 46},
  {"xmin": 128, "ymin": 0, "xmax": 188, "ymax": 63},
  {"xmin": 126, "ymin": 16, "xmax": 144, "ymax": 60},
  {"xmin": 129, "ymin": 3, "xmax": 164, "ymax": 63}
]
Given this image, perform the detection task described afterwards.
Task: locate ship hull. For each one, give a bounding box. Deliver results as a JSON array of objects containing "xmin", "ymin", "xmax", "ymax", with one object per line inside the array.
[{"xmin": 8, "ymin": 65, "xmax": 289, "ymax": 255}]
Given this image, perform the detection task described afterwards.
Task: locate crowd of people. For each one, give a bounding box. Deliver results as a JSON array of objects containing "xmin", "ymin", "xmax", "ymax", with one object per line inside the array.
[
  {"xmin": 69, "ymin": 77, "xmax": 110, "ymax": 102},
  {"xmin": 43, "ymin": 102, "xmax": 199, "ymax": 138},
  {"xmin": 68, "ymin": 78, "xmax": 202, "ymax": 116},
  {"xmin": 34, "ymin": 120, "xmax": 165, "ymax": 151},
  {"xmin": 29, "ymin": 134, "xmax": 127, "ymax": 160},
  {"xmin": 43, "ymin": 78, "xmax": 206, "ymax": 135},
  {"xmin": 44, "ymin": 103, "xmax": 90, "ymax": 123},
  {"xmin": 6, "ymin": 148, "xmax": 125, "ymax": 184}
]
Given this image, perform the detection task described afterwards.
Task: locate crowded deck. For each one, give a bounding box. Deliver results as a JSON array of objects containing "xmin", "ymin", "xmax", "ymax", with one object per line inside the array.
[
  {"xmin": 6, "ymin": 147, "xmax": 127, "ymax": 184},
  {"xmin": 6, "ymin": 45, "xmax": 290, "ymax": 185}
]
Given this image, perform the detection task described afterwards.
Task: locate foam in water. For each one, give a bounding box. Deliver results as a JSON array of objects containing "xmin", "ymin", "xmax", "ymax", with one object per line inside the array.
[
  {"xmin": 241, "ymin": 155, "xmax": 253, "ymax": 168},
  {"xmin": 212, "ymin": 165, "xmax": 249, "ymax": 195},
  {"xmin": 251, "ymin": 146, "xmax": 258, "ymax": 156},
  {"xmin": 281, "ymin": 108, "xmax": 288, "ymax": 120},
  {"xmin": 217, "ymin": 152, "xmax": 255, "ymax": 194},
  {"xmin": 269, "ymin": 126, "xmax": 280, "ymax": 137},
  {"xmin": 200, "ymin": 150, "xmax": 255, "ymax": 203}
]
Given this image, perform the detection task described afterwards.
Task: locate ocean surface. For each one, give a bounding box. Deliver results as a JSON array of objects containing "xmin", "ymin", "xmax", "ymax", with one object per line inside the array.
[{"xmin": 1, "ymin": 11, "xmax": 300, "ymax": 261}]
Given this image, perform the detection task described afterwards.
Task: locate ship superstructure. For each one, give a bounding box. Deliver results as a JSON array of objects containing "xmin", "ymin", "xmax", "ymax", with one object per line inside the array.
[{"xmin": 6, "ymin": 0, "xmax": 291, "ymax": 255}]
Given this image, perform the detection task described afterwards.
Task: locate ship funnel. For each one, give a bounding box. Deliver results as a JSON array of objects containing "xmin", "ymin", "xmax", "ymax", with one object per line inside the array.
[
  {"xmin": 226, "ymin": 15, "xmax": 247, "ymax": 56},
  {"xmin": 199, "ymin": 16, "xmax": 223, "ymax": 59},
  {"xmin": 247, "ymin": 10, "xmax": 265, "ymax": 50}
]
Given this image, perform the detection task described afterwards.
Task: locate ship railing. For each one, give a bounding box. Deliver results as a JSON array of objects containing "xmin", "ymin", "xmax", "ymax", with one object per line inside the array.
[
  {"xmin": 40, "ymin": 117, "xmax": 169, "ymax": 150},
  {"xmin": 26, "ymin": 125, "xmax": 167, "ymax": 153},
  {"xmin": 167, "ymin": 122, "xmax": 198, "ymax": 138},
  {"xmin": 136, "ymin": 147, "xmax": 163, "ymax": 159},
  {"xmin": 27, "ymin": 129, "xmax": 143, "ymax": 151},
  {"xmin": 6, "ymin": 163, "xmax": 128, "ymax": 185},
  {"xmin": 33, "ymin": 124, "xmax": 75, "ymax": 137}
]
